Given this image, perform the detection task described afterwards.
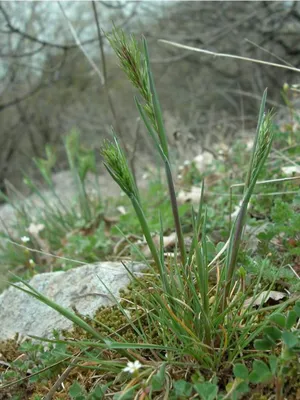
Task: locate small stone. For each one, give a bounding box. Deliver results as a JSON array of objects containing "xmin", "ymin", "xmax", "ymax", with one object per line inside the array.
[{"xmin": 281, "ymin": 165, "xmax": 300, "ymax": 176}]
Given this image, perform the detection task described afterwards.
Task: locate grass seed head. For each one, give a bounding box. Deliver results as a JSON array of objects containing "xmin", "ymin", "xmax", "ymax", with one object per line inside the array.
[
  {"xmin": 107, "ymin": 28, "xmax": 156, "ymax": 129},
  {"xmin": 101, "ymin": 139, "xmax": 137, "ymax": 198}
]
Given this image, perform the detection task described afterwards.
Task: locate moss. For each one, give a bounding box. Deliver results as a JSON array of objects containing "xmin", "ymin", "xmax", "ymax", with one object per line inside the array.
[
  {"xmin": 0, "ymin": 336, "xmax": 21, "ymax": 361},
  {"xmin": 63, "ymin": 273, "xmax": 161, "ymax": 345},
  {"xmin": 0, "ymin": 273, "xmax": 161, "ymax": 399}
]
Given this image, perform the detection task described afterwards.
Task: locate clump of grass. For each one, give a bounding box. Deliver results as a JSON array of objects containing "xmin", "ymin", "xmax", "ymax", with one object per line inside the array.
[
  {"xmin": 101, "ymin": 29, "xmax": 299, "ymax": 390},
  {"xmin": 3, "ymin": 30, "xmax": 300, "ymax": 400}
]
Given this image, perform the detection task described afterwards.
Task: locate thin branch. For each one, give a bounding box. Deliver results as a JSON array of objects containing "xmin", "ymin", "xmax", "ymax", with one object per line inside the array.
[
  {"xmin": 0, "ymin": 2, "xmax": 139, "ymax": 51},
  {"xmin": 223, "ymin": 89, "xmax": 284, "ymax": 108},
  {"xmin": 0, "ymin": 83, "xmax": 44, "ymax": 112},
  {"xmin": 6, "ymin": 49, "xmax": 67, "ymax": 74},
  {"xmin": 6, "ymin": 240, "xmax": 86, "ymax": 265},
  {"xmin": 16, "ymin": 102, "xmax": 40, "ymax": 156},
  {"xmin": 151, "ymin": 51, "xmax": 192, "ymax": 64},
  {"xmin": 245, "ymin": 38, "xmax": 294, "ymax": 68},
  {"xmin": 0, "ymin": 3, "xmax": 96, "ymax": 50},
  {"xmin": 230, "ymin": 175, "xmax": 300, "ymax": 189},
  {"xmin": 100, "ymin": 0, "xmax": 126, "ymax": 9},
  {"xmin": 58, "ymin": 1, "xmax": 104, "ymax": 84},
  {"xmin": 91, "ymin": 0, "xmax": 126, "ymax": 146},
  {"xmin": 0, "ymin": 44, "xmax": 45, "ymax": 58},
  {"xmin": 92, "ymin": 1, "xmax": 108, "ymax": 83}
]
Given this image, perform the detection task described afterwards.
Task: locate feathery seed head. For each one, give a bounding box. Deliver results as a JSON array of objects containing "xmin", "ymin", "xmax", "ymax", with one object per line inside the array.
[
  {"xmin": 252, "ymin": 110, "xmax": 275, "ymax": 174},
  {"xmin": 107, "ymin": 28, "xmax": 156, "ymax": 128},
  {"xmin": 101, "ymin": 138, "xmax": 137, "ymax": 197}
]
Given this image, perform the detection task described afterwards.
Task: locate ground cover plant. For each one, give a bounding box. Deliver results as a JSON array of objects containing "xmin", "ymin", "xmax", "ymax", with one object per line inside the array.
[{"xmin": 0, "ymin": 30, "xmax": 299, "ymax": 400}]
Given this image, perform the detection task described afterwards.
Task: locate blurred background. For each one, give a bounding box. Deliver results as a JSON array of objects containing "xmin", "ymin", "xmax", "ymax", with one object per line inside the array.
[{"xmin": 0, "ymin": 0, "xmax": 299, "ymax": 194}]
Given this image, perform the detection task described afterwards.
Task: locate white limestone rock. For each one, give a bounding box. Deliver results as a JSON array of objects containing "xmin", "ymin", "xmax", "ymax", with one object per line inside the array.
[{"xmin": 0, "ymin": 262, "xmax": 145, "ymax": 342}]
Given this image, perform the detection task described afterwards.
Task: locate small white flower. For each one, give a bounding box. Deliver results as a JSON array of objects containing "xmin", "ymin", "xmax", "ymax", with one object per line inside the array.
[
  {"xmin": 21, "ymin": 236, "xmax": 30, "ymax": 243},
  {"xmin": 27, "ymin": 223, "xmax": 45, "ymax": 235},
  {"xmin": 29, "ymin": 259, "xmax": 35, "ymax": 266},
  {"xmin": 123, "ymin": 360, "xmax": 142, "ymax": 374},
  {"xmin": 117, "ymin": 206, "xmax": 126, "ymax": 215}
]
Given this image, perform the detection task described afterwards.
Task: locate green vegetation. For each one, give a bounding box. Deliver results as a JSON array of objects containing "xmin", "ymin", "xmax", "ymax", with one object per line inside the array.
[{"xmin": 0, "ymin": 31, "xmax": 299, "ymax": 399}]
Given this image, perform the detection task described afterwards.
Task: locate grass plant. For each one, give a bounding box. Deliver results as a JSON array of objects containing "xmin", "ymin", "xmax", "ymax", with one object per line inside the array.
[{"xmin": 0, "ymin": 30, "xmax": 299, "ymax": 400}]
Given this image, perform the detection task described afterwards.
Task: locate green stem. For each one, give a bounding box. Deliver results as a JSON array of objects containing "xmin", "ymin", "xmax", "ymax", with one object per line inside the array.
[
  {"xmin": 130, "ymin": 195, "xmax": 168, "ymax": 291},
  {"xmin": 188, "ymin": 180, "xmax": 204, "ymax": 266},
  {"xmin": 136, "ymin": 97, "xmax": 187, "ymax": 267},
  {"xmin": 143, "ymin": 38, "xmax": 169, "ymax": 159},
  {"xmin": 222, "ymin": 195, "xmax": 248, "ymax": 310},
  {"xmin": 139, "ymin": 41, "xmax": 187, "ymax": 268},
  {"xmin": 164, "ymin": 157, "xmax": 187, "ymax": 267},
  {"xmin": 222, "ymin": 94, "xmax": 273, "ymax": 311}
]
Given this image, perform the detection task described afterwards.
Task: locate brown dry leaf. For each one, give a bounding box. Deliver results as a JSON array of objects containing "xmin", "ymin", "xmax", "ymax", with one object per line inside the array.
[
  {"xmin": 103, "ymin": 215, "xmax": 119, "ymax": 237},
  {"xmin": 113, "ymin": 234, "xmax": 142, "ymax": 256},
  {"xmin": 244, "ymin": 223, "xmax": 269, "ymax": 253},
  {"xmin": 243, "ymin": 290, "xmax": 286, "ymax": 308},
  {"xmin": 113, "ymin": 232, "xmax": 178, "ymax": 259},
  {"xmin": 78, "ymin": 212, "xmax": 104, "ymax": 236},
  {"xmin": 140, "ymin": 232, "xmax": 177, "ymax": 258}
]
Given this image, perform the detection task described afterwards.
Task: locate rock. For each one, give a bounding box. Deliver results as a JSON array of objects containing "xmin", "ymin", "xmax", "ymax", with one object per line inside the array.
[
  {"xmin": 281, "ymin": 165, "xmax": 300, "ymax": 176},
  {"xmin": 0, "ymin": 262, "xmax": 145, "ymax": 342},
  {"xmin": 193, "ymin": 152, "xmax": 214, "ymax": 172},
  {"xmin": 178, "ymin": 186, "xmax": 202, "ymax": 205}
]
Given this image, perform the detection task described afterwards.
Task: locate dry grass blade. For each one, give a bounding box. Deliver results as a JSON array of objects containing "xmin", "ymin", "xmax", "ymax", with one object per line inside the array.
[
  {"xmin": 44, "ymin": 351, "xmax": 83, "ymax": 400},
  {"xmin": 159, "ymin": 39, "xmax": 300, "ymax": 73}
]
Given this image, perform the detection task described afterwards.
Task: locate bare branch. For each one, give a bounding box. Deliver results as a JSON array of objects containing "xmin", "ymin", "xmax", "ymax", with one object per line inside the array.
[
  {"xmin": 0, "ymin": 44, "xmax": 45, "ymax": 58},
  {"xmin": 91, "ymin": 0, "xmax": 125, "ymax": 144},
  {"xmin": 58, "ymin": 1, "xmax": 104, "ymax": 84},
  {"xmin": 0, "ymin": 2, "xmax": 139, "ymax": 51},
  {"xmin": 0, "ymin": 2, "xmax": 96, "ymax": 49},
  {"xmin": 100, "ymin": 0, "xmax": 127, "ymax": 9},
  {"xmin": 0, "ymin": 83, "xmax": 44, "ymax": 112}
]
